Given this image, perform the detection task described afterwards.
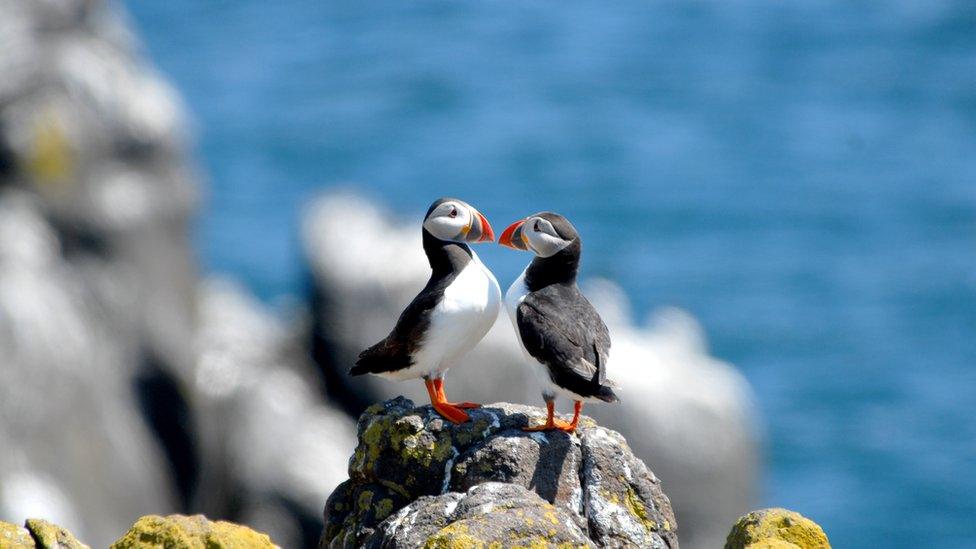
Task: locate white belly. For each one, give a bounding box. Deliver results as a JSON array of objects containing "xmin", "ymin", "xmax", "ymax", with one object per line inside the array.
[
  {"xmin": 505, "ymin": 267, "xmax": 560, "ymax": 397},
  {"xmin": 385, "ymin": 252, "xmax": 501, "ymax": 381}
]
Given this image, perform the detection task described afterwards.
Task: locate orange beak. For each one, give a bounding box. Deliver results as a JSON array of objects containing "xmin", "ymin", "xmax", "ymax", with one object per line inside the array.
[
  {"xmin": 460, "ymin": 206, "xmax": 494, "ymax": 243},
  {"xmin": 498, "ymin": 219, "xmax": 529, "ymax": 250},
  {"xmin": 475, "ymin": 211, "xmax": 494, "ymax": 242}
]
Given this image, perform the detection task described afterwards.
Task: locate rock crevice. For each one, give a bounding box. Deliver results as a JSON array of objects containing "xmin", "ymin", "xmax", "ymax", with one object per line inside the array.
[{"xmin": 321, "ymin": 397, "xmax": 678, "ymax": 548}]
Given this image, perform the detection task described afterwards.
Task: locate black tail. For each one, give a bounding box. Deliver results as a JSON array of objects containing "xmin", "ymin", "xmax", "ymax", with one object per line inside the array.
[
  {"xmin": 596, "ymin": 384, "xmax": 619, "ymax": 403},
  {"xmin": 348, "ymin": 361, "xmax": 371, "ymax": 376},
  {"xmin": 349, "ymin": 347, "xmax": 411, "ymax": 376}
]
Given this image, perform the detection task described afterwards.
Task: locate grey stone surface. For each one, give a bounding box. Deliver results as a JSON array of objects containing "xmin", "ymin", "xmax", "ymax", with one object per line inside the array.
[
  {"xmin": 321, "ymin": 397, "xmax": 678, "ymax": 548},
  {"xmin": 369, "ymin": 483, "xmax": 593, "ymax": 549}
]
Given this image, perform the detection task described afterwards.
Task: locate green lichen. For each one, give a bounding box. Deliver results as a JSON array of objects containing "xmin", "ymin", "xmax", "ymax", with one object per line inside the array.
[
  {"xmin": 378, "ymin": 479, "xmax": 410, "ymax": 499},
  {"xmin": 357, "ymin": 490, "xmax": 374, "ymax": 512},
  {"xmin": 364, "ymin": 403, "xmax": 386, "ymax": 415},
  {"xmin": 355, "ymin": 413, "xmax": 457, "ymax": 480},
  {"xmin": 454, "ymin": 417, "xmax": 491, "ymax": 446},
  {"xmin": 375, "ymin": 499, "xmax": 395, "ymax": 521},
  {"xmin": 24, "ymin": 519, "xmax": 89, "ymax": 549},
  {"xmin": 725, "ymin": 508, "xmax": 830, "ymax": 549}
]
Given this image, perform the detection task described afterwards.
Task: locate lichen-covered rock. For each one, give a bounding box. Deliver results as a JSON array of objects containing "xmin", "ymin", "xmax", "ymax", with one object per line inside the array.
[
  {"xmin": 0, "ymin": 519, "xmax": 90, "ymax": 549},
  {"xmin": 24, "ymin": 519, "xmax": 90, "ymax": 549},
  {"xmin": 725, "ymin": 509, "xmax": 830, "ymax": 549},
  {"xmin": 0, "ymin": 521, "xmax": 35, "ymax": 548},
  {"xmin": 375, "ymin": 483, "xmax": 591, "ymax": 548},
  {"xmin": 321, "ymin": 397, "xmax": 678, "ymax": 548},
  {"xmin": 109, "ymin": 514, "xmax": 277, "ymax": 549}
]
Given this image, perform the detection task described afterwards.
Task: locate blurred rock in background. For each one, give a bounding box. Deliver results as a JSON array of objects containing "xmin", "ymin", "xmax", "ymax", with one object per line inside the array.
[
  {"xmin": 0, "ymin": 0, "xmax": 196, "ymax": 544},
  {"xmin": 0, "ymin": 1, "xmax": 354, "ymax": 547},
  {"xmin": 304, "ymin": 192, "xmax": 760, "ymax": 549},
  {"xmin": 194, "ymin": 279, "xmax": 356, "ymax": 549}
]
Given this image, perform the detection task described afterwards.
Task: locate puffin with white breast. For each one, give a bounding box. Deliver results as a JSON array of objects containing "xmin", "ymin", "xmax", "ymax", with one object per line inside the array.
[
  {"xmin": 350, "ymin": 198, "xmax": 501, "ymax": 424},
  {"xmin": 498, "ymin": 212, "xmax": 618, "ymax": 432}
]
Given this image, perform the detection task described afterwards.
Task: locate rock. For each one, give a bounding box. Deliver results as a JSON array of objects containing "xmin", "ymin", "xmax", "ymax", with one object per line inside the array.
[
  {"xmin": 24, "ymin": 519, "xmax": 90, "ymax": 549},
  {"xmin": 193, "ymin": 279, "xmax": 358, "ymax": 549},
  {"xmin": 0, "ymin": 189, "xmax": 175, "ymax": 546},
  {"xmin": 303, "ymin": 192, "xmax": 758, "ymax": 548},
  {"xmin": 2, "ymin": 3, "xmax": 363, "ymax": 548},
  {"xmin": 725, "ymin": 509, "xmax": 830, "ymax": 549},
  {"xmin": 373, "ymin": 483, "xmax": 591, "ymax": 548},
  {"xmin": 0, "ymin": 0, "xmax": 202, "ymax": 544},
  {"xmin": 321, "ymin": 397, "xmax": 678, "ymax": 548},
  {"xmin": 0, "ymin": 521, "xmax": 35, "ymax": 548},
  {"xmin": 0, "ymin": 519, "xmax": 89, "ymax": 549},
  {"xmin": 110, "ymin": 514, "xmax": 277, "ymax": 549}
]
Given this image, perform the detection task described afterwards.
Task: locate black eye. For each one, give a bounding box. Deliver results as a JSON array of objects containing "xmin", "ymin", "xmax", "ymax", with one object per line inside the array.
[
  {"xmin": 449, "ymin": 208, "xmax": 458, "ymax": 218},
  {"xmin": 533, "ymin": 220, "xmax": 540, "ymax": 232}
]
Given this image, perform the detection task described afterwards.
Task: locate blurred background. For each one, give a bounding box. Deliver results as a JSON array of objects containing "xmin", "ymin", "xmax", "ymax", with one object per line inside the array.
[{"xmin": 1, "ymin": 1, "xmax": 974, "ymax": 548}]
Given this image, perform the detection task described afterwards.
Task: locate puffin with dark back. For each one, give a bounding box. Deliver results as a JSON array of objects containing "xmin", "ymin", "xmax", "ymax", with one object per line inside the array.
[
  {"xmin": 498, "ymin": 212, "xmax": 618, "ymax": 432},
  {"xmin": 351, "ymin": 198, "xmax": 501, "ymax": 424}
]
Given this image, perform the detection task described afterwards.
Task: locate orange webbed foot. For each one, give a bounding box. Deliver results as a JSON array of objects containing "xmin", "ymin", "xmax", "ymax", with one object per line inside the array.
[
  {"xmin": 447, "ymin": 401, "xmax": 481, "ymax": 409},
  {"xmin": 523, "ymin": 418, "xmax": 576, "ymax": 433},
  {"xmin": 433, "ymin": 402, "xmax": 471, "ymax": 424}
]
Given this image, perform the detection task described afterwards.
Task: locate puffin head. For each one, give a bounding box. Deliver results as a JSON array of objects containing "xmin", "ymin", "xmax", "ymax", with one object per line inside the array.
[
  {"xmin": 423, "ymin": 198, "xmax": 495, "ymax": 244},
  {"xmin": 498, "ymin": 212, "xmax": 578, "ymax": 257}
]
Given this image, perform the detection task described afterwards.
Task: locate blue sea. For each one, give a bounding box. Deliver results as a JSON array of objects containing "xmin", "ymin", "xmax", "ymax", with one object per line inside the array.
[{"xmin": 126, "ymin": 1, "xmax": 976, "ymax": 546}]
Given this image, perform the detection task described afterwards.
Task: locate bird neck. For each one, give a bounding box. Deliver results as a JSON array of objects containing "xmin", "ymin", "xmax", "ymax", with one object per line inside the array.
[
  {"xmin": 524, "ymin": 241, "xmax": 580, "ymax": 291},
  {"xmin": 423, "ymin": 228, "xmax": 472, "ymax": 276}
]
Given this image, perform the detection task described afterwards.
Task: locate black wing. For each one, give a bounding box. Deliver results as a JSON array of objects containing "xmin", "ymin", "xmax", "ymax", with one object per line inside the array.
[
  {"xmin": 350, "ymin": 275, "xmax": 452, "ymax": 375},
  {"xmin": 516, "ymin": 285, "xmax": 616, "ymax": 401}
]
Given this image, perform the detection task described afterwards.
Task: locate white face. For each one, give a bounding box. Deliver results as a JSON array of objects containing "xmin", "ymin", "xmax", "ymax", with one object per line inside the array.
[
  {"xmin": 423, "ymin": 200, "xmax": 474, "ymax": 242},
  {"xmin": 524, "ymin": 216, "xmax": 573, "ymax": 257}
]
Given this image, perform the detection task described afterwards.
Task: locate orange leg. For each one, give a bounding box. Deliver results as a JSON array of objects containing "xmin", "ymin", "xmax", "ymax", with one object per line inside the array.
[
  {"xmin": 433, "ymin": 378, "xmax": 481, "ymax": 409},
  {"xmin": 523, "ymin": 400, "xmax": 579, "ymax": 433},
  {"xmin": 569, "ymin": 400, "xmax": 583, "ymax": 430},
  {"xmin": 425, "ymin": 378, "xmax": 470, "ymax": 424}
]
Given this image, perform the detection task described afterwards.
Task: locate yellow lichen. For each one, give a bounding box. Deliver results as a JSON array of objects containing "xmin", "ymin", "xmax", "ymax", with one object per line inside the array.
[
  {"xmin": 423, "ymin": 522, "xmax": 483, "ymax": 549},
  {"xmin": 110, "ymin": 514, "xmax": 275, "ymax": 549},
  {"xmin": 24, "ymin": 519, "xmax": 89, "ymax": 549},
  {"xmin": 624, "ymin": 487, "xmax": 657, "ymax": 532},
  {"xmin": 0, "ymin": 521, "xmax": 35, "ymax": 548},
  {"xmin": 362, "ymin": 421, "xmax": 387, "ymax": 465},
  {"xmin": 725, "ymin": 508, "xmax": 830, "ymax": 549},
  {"xmin": 357, "ymin": 490, "xmax": 374, "ymax": 512},
  {"xmin": 26, "ymin": 112, "xmax": 72, "ymax": 188}
]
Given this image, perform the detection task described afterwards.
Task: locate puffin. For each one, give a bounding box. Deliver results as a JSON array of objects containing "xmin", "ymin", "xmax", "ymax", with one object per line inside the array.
[
  {"xmin": 498, "ymin": 212, "xmax": 618, "ymax": 432},
  {"xmin": 350, "ymin": 198, "xmax": 502, "ymax": 424}
]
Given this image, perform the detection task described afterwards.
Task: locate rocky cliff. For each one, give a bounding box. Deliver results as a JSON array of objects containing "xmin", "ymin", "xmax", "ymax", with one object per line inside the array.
[{"xmin": 321, "ymin": 397, "xmax": 679, "ymax": 548}]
